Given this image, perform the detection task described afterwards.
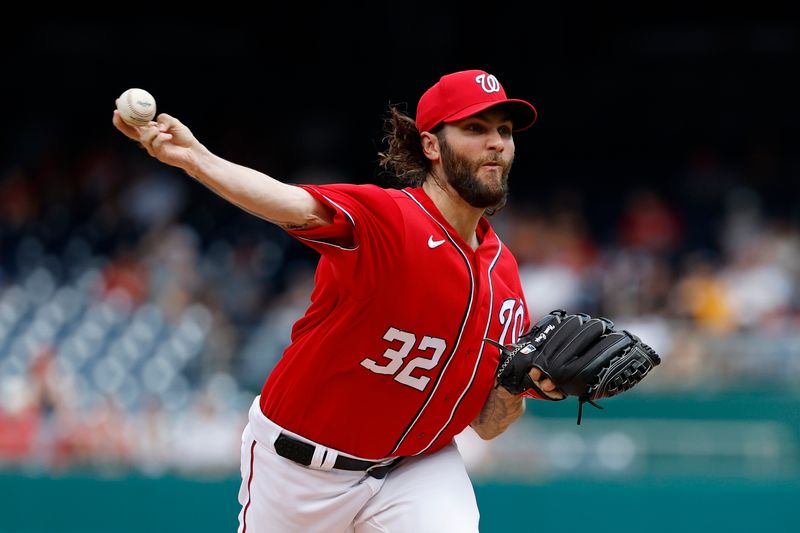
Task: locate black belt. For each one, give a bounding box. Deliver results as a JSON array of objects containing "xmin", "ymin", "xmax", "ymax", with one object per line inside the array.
[{"xmin": 274, "ymin": 433, "xmax": 403, "ymax": 479}]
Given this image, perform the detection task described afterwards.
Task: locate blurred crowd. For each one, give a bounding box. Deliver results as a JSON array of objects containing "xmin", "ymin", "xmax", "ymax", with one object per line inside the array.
[{"xmin": 1, "ymin": 139, "xmax": 800, "ymax": 475}]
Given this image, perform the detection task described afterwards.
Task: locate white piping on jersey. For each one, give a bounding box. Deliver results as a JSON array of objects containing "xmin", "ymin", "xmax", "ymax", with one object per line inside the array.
[
  {"xmin": 390, "ymin": 190, "xmax": 476, "ymax": 456},
  {"xmin": 292, "ymin": 193, "xmax": 359, "ymax": 251},
  {"xmin": 417, "ymin": 239, "xmax": 503, "ymax": 455}
]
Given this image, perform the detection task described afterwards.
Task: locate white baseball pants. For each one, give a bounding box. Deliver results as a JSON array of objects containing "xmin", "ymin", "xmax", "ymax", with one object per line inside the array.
[{"xmin": 237, "ymin": 396, "xmax": 480, "ymax": 533}]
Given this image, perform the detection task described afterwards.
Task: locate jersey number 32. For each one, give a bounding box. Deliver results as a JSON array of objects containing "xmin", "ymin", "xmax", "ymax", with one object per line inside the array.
[{"xmin": 359, "ymin": 327, "xmax": 447, "ymax": 391}]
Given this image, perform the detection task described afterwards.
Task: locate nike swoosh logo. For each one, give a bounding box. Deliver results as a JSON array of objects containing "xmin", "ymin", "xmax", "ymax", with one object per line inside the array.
[{"xmin": 428, "ymin": 236, "xmax": 446, "ymax": 248}]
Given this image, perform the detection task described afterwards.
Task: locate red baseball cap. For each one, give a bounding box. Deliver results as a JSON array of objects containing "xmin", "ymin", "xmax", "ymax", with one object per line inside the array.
[{"xmin": 416, "ymin": 70, "xmax": 538, "ymax": 133}]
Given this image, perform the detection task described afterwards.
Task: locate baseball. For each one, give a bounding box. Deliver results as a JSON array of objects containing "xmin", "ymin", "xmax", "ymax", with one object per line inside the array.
[{"xmin": 116, "ymin": 88, "xmax": 157, "ymax": 127}]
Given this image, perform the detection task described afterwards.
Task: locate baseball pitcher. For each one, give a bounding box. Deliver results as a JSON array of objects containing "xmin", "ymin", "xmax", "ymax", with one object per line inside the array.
[{"xmin": 113, "ymin": 69, "xmax": 659, "ymax": 532}]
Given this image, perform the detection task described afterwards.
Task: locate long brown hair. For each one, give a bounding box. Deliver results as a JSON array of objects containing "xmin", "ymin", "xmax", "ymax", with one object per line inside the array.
[{"xmin": 378, "ymin": 105, "xmax": 435, "ymax": 187}]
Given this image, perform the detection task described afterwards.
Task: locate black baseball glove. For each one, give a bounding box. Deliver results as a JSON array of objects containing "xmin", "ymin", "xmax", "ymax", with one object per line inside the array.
[{"xmin": 484, "ymin": 309, "xmax": 661, "ymax": 424}]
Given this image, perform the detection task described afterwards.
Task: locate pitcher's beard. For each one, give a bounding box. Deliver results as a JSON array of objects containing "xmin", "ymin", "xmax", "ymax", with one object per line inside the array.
[{"xmin": 440, "ymin": 139, "xmax": 512, "ymax": 210}]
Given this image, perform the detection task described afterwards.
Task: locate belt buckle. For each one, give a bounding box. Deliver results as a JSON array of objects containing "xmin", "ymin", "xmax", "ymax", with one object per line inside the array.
[{"xmin": 365, "ymin": 458, "xmax": 398, "ymax": 479}]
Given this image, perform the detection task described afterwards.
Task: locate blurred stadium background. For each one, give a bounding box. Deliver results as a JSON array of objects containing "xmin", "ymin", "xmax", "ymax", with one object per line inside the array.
[{"xmin": 2, "ymin": 10, "xmax": 799, "ymax": 532}]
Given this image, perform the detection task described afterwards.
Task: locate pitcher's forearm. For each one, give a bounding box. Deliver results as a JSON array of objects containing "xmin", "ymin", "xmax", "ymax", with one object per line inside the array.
[
  {"xmin": 185, "ymin": 146, "xmax": 331, "ymax": 230},
  {"xmin": 470, "ymin": 387, "xmax": 525, "ymax": 440}
]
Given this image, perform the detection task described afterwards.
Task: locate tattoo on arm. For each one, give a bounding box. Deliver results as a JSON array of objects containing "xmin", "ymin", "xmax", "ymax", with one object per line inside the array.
[
  {"xmin": 471, "ymin": 388, "xmax": 525, "ymax": 440},
  {"xmin": 269, "ymin": 220, "xmax": 310, "ymax": 231}
]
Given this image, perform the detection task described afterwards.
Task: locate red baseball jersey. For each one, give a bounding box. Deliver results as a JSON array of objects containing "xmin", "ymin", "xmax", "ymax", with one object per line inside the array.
[{"xmin": 259, "ymin": 184, "xmax": 531, "ymax": 459}]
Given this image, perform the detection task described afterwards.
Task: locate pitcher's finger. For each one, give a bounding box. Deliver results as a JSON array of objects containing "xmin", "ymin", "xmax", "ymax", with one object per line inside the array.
[
  {"xmin": 539, "ymin": 378, "xmax": 556, "ymax": 392},
  {"xmin": 112, "ymin": 110, "xmax": 143, "ymax": 141},
  {"xmin": 155, "ymin": 113, "xmax": 179, "ymax": 129},
  {"xmin": 138, "ymin": 124, "xmax": 161, "ymax": 146},
  {"xmin": 152, "ymin": 132, "xmax": 173, "ymax": 151}
]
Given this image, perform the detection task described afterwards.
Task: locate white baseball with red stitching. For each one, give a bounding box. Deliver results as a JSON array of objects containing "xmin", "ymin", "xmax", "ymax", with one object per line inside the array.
[{"xmin": 116, "ymin": 88, "xmax": 156, "ymax": 126}]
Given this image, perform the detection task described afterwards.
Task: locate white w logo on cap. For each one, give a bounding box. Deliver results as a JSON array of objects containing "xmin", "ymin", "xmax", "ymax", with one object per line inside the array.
[{"xmin": 475, "ymin": 73, "xmax": 501, "ymax": 94}]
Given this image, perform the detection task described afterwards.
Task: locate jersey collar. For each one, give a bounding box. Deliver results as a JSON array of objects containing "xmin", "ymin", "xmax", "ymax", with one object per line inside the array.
[{"xmin": 405, "ymin": 187, "xmax": 498, "ymax": 251}]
